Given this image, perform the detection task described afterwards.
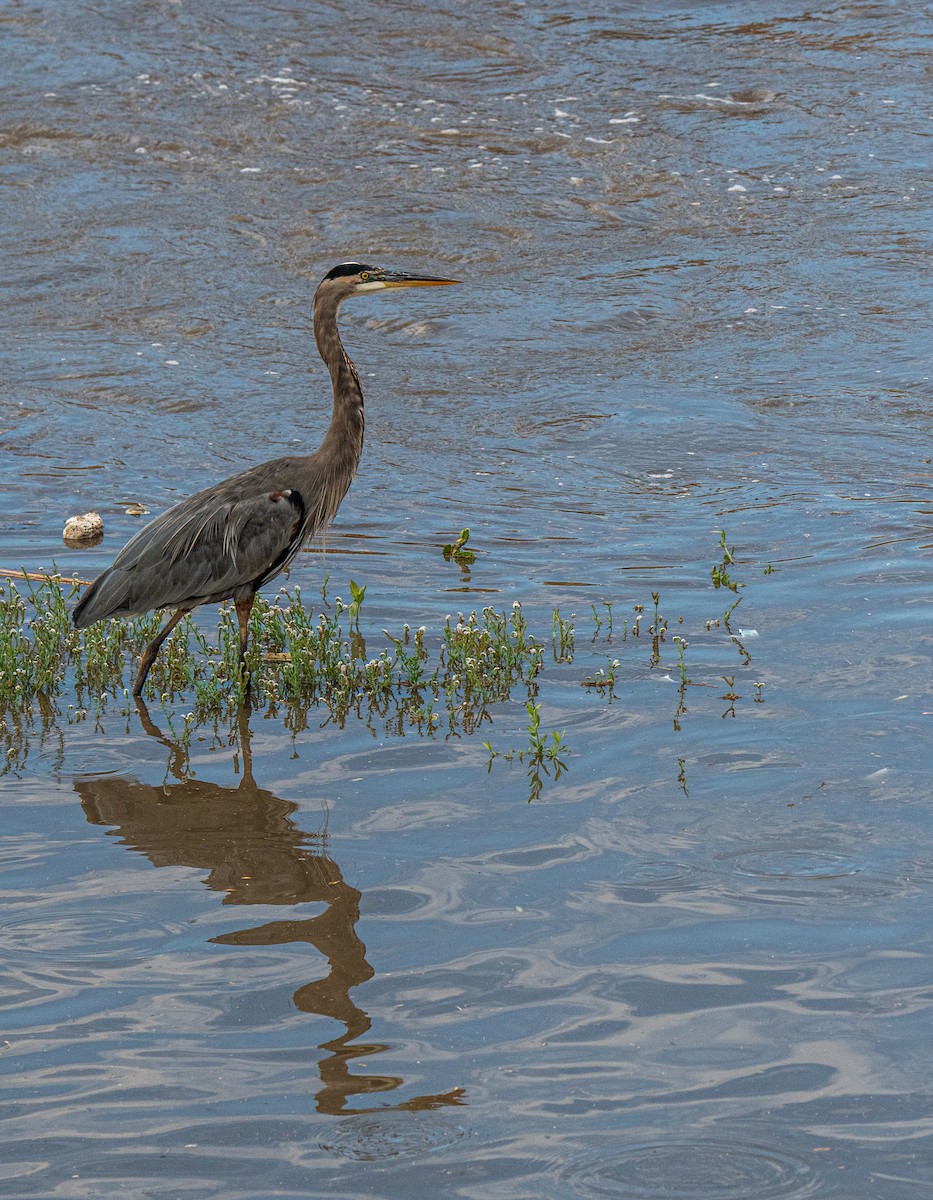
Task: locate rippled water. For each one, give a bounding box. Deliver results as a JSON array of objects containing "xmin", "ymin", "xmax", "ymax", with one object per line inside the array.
[{"xmin": 2, "ymin": 1, "xmax": 932, "ymax": 1197}]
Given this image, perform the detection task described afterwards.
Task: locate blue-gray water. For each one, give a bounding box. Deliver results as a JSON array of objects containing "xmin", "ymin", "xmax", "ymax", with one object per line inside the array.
[{"xmin": 1, "ymin": 1, "xmax": 932, "ymax": 1196}]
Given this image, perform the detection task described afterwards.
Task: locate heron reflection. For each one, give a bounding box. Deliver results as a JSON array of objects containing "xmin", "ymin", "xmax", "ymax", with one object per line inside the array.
[{"xmin": 75, "ymin": 700, "xmax": 463, "ymax": 1116}]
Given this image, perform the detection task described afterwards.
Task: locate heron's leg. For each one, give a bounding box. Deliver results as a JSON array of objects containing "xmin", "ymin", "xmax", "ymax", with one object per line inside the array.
[
  {"xmin": 133, "ymin": 694, "xmax": 189, "ymax": 781},
  {"xmin": 234, "ymin": 592, "xmax": 255, "ymax": 677},
  {"xmin": 236, "ymin": 701, "xmax": 255, "ymax": 785},
  {"xmin": 133, "ymin": 608, "xmax": 189, "ymax": 697}
]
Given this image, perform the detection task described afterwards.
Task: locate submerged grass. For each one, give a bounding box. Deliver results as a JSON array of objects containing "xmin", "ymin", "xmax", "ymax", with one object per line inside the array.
[
  {"xmin": 484, "ymin": 701, "xmax": 569, "ymax": 803},
  {"xmin": 0, "ymin": 529, "xmax": 767, "ymax": 795},
  {"xmin": 0, "ymin": 575, "xmax": 547, "ymax": 738}
]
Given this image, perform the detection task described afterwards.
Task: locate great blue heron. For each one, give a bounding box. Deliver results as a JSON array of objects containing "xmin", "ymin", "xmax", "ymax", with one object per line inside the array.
[{"xmin": 73, "ymin": 261, "xmax": 459, "ymax": 696}]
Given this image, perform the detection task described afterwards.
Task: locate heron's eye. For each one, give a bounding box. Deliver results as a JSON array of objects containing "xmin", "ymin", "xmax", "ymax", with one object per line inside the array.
[{"xmin": 360, "ymin": 271, "xmax": 369, "ymax": 281}]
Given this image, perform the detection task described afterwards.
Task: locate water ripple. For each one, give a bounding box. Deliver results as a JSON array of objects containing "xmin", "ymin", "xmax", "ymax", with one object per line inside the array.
[
  {"xmin": 562, "ymin": 1138, "xmax": 817, "ymax": 1200},
  {"xmin": 316, "ymin": 1112, "xmax": 471, "ymax": 1161},
  {"xmin": 719, "ymin": 848, "xmax": 862, "ymax": 881},
  {"xmin": 0, "ymin": 908, "xmax": 173, "ymax": 960}
]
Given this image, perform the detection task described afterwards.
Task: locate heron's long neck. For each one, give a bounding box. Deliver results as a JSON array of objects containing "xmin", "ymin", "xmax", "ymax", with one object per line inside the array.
[{"xmin": 313, "ymin": 292, "xmax": 365, "ymax": 481}]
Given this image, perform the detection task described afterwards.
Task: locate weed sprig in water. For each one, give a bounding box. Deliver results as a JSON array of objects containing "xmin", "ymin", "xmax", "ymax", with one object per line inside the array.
[
  {"xmin": 0, "ymin": 575, "xmax": 547, "ymax": 745},
  {"xmin": 0, "ymin": 524, "xmax": 768, "ymax": 796}
]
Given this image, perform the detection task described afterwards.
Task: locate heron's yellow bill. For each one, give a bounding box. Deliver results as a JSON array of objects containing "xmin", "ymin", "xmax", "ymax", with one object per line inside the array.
[{"xmin": 381, "ymin": 271, "xmax": 460, "ymax": 288}]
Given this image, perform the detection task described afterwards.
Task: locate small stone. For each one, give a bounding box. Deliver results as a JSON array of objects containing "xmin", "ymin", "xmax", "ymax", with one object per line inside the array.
[{"xmin": 63, "ymin": 512, "xmax": 104, "ymax": 546}]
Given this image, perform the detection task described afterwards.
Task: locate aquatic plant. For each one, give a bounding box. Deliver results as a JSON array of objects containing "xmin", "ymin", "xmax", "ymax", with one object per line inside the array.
[
  {"xmin": 589, "ymin": 600, "xmax": 614, "ymax": 639},
  {"xmin": 551, "ymin": 608, "xmax": 575, "ymax": 662},
  {"xmin": 0, "ymin": 574, "xmax": 547, "ymax": 738},
  {"xmin": 483, "ymin": 701, "xmax": 569, "ymax": 803},
  {"xmin": 441, "ymin": 527, "xmax": 477, "ymax": 568},
  {"xmin": 711, "ymin": 528, "xmax": 745, "ymax": 624},
  {"xmin": 0, "ymin": 524, "xmax": 769, "ymax": 794}
]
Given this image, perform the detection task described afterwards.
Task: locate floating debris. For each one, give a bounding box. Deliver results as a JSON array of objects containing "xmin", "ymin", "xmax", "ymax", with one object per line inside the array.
[
  {"xmin": 63, "ymin": 512, "xmax": 104, "ymax": 546},
  {"xmin": 124, "ymin": 502, "xmax": 149, "ymax": 517}
]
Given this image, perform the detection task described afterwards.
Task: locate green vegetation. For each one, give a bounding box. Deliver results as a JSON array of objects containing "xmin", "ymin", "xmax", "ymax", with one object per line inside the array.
[
  {"xmin": 484, "ymin": 701, "xmax": 569, "ymax": 803},
  {"xmin": 0, "ymin": 575, "xmax": 547, "ymax": 739},
  {"xmin": 347, "ymin": 578, "xmax": 366, "ymax": 632},
  {"xmin": 441, "ymin": 527, "xmax": 477, "ymax": 568},
  {"xmin": 0, "ymin": 528, "xmax": 768, "ymax": 797},
  {"xmin": 551, "ymin": 609, "xmax": 575, "ymax": 662},
  {"xmin": 711, "ymin": 528, "xmax": 745, "ymax": 624}
]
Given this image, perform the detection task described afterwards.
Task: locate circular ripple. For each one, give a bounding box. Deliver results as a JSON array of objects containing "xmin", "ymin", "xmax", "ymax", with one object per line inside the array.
[
  {"xmin": 719, "ymin": 849, "xmax": 861, "ymax": 880},
  {"xmin": 610, "ymin": 861, "xmax": 710, "ymax": 904},
  {"xmin": 563, "ymin": 1139, "xmax": 816, "ymax": 1200},
  {"xmin": 0, "ymin": 909, "xmax": 172, "ymax": 960},
  {"xmin": 628, "ymin": 860, "xmax": 706, "ymax": 885},
  {"xmin": 318, "ymin": 1113, "xmax": 469, "ymax": 1162}
]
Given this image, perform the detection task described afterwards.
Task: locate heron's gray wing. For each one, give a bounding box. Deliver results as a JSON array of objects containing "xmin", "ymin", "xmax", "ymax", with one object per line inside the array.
[
  {"xmin": 156, "ymin": 486, "xmax": 306, "ymax": 591},
  {"xmin": 74, "ymin": 485, "xmax": 306, "ymax": 625}
]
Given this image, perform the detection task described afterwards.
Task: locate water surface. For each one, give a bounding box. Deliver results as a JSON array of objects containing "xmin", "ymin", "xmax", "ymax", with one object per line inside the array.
[{"xmin": 1, "ymin": 1, "xmax": 932, "ymax": 1196}]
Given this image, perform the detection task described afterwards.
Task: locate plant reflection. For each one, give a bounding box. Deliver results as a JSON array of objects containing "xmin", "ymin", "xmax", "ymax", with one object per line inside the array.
[{"xmin": 75, "ymin": 699, "xmax": 464, "ymax": 1116}]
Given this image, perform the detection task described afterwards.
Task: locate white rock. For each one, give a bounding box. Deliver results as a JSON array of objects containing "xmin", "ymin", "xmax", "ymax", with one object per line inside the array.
[{"xmin": 63, "ymin": 512, "xmax": 104, "ymax": 543}]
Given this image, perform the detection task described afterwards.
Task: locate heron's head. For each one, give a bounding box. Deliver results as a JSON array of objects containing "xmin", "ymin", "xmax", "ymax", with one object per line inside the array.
[{"xmin": 317, "ymin": 262, "xmax": 460, "ymax": 304}]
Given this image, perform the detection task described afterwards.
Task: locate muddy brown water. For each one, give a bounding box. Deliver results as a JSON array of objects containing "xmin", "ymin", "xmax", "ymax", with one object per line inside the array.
[{"xmin": 1, "ymin": 2, "xmax": 932, "ymax": 1197}]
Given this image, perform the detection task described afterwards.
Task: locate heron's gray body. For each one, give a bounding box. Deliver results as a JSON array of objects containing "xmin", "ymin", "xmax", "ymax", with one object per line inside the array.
[
  {"xmin": 73, "ymin": 458, "xmax": 315, "ymax": 623},
  {"xmin": 72, "ymin": 262, "xmax": 457, "ymax": 695}
]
